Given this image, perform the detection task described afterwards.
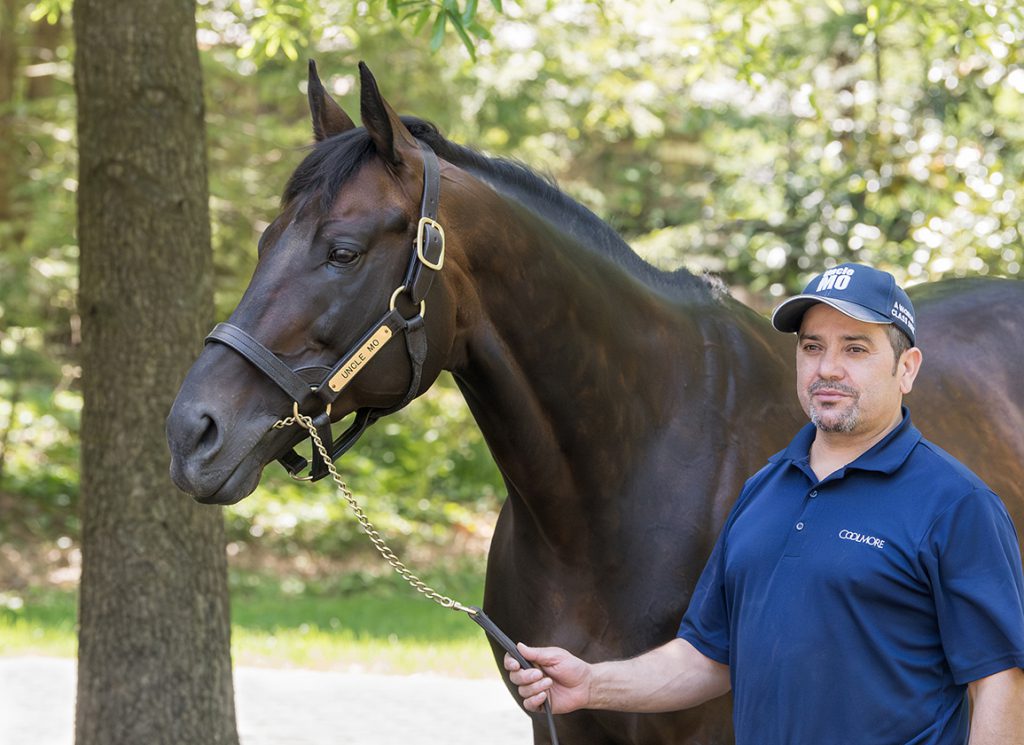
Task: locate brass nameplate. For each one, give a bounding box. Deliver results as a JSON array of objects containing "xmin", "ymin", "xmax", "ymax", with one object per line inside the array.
[{"xmin": 328, "ymin": 325, "xmax": 394, "ymax": 392}]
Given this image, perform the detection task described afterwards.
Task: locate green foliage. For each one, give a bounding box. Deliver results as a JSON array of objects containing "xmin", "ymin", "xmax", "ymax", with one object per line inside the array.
[
  {"xmin": 653, "ymin": 0, "xmax": 1024, "ymax": 297},
  {"xmin": 1, "ymin": 5, "xmax": 79, "ymax": 535},
  {"xmin": 0, "ymin": 384, "xmax": 80, "ymax": 542},
  {"xmin": 4, "ymin": 0, "xmax": 1023, "ymax": 577},
  {"xmin": 196, "ymin": 0, "xmax": 500, "ymax": 64},
  {"xmin": 28, "ymin": 0, "xmax": 72, "ymax": 25}
]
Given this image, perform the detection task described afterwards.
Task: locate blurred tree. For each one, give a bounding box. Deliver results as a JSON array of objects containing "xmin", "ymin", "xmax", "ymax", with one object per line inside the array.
[
  {"xmin": 0, "ymin": 1, "xmax": 79, "ymax": 535},
  {"xmin": 1, "ymin": 0, "xmax": 16, "ymax": 225},
  {"xmin": 73, "ymin": 0, "xmax": 236, "ymax": 742}
]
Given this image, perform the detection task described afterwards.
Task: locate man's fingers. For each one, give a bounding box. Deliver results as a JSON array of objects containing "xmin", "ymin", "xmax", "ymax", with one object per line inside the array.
[
  {"xmin": 503, "ymin": 652, "xmax": 521, "ymax": 672},
  {"xmin": 523, "ymin": 689, "xmax": 548, "ymax": 712},
  {"xmin": 510, "ymin": 667, "xmax": 543, "ymax": 686},
  {"xmin": 518, "ymin": 677, "xmax": 552, "ymax": 711}
]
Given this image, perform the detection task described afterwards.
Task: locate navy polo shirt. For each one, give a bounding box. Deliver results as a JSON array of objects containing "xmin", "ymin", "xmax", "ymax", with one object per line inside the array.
[{"xmin": 678, "ymin": 409, "xmax": 1024, "ymax": 745}]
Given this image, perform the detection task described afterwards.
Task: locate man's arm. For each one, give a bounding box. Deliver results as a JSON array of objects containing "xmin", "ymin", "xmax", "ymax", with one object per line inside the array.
[
  {"xmin": 504, "ymin": 637, "xmax": 730, "ymax": 714},
  {"xmin": 968, "ymin": 667, "xmax": 1024, "ymax": 745}
]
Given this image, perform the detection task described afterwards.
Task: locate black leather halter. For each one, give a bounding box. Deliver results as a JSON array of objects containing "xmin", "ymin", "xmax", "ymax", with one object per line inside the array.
[{"xmin": 205, "ymin": 141, "xmax": 446, "ymax": 482}]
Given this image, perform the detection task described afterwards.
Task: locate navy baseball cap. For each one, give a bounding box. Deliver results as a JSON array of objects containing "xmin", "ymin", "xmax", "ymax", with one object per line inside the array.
[{"xmin": 771, "ymin": 263, "xmax": 917, "ymax": 346}]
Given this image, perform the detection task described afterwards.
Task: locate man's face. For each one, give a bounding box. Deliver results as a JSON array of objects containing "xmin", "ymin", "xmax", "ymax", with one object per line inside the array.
[{"xmin": 796, "ymin": 304, "xmax": 919, "ymax": 437}]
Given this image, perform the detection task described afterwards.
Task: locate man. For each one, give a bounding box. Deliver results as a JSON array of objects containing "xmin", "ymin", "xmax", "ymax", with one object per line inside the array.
[{"xmin": 506, "ymin": 263, "xmax": 1024, "ymax": 744}]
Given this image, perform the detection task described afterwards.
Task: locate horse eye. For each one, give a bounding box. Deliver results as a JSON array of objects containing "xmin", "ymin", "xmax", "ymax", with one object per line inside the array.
[{"xmin": 328, "ymin": 246, "xmax": 360, "ymax": 266}]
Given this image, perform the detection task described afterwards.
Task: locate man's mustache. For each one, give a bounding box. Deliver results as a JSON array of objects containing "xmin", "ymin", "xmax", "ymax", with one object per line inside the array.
[{"xmin": 808, "ymin": 380, "xmax": 858, "ymax": 396}]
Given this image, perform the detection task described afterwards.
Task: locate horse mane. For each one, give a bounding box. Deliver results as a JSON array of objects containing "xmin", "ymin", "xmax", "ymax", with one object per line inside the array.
[{"xmin": 283, "ymin": 117, "xmax": 715, "ymax": 301}]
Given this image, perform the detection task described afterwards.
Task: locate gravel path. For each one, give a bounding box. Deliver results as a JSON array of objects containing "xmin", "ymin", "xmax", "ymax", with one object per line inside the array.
[{"xmin": 0, "ymin": 656, "xmax": 534, "ymax": 744}]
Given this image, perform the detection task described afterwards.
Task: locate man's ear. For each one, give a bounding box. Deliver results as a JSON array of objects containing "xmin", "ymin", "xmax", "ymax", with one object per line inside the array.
[
  {"xmin": 898, "ymin": 347, "xmax": 923, "ymax": 394},
  {"xmin": 307, "ymin": 59, "xmax": 355, "ymax": 141},
  {"xmin": 358, "ymin": 61, "xmax": 418, "ymax": 166}
]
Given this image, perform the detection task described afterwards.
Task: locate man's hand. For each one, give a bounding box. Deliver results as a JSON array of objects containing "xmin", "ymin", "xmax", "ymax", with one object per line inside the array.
[
  {"xmin": 505, "ymin": 637, "xmax": 730, "ymax": 715},
  {"xmin": 504, "ymin": 643, "xmax": 591, "ymax": 714}
]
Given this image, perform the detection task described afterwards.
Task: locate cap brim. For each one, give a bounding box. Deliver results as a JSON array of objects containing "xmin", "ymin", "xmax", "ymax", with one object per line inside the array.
[{"xmin": 771, "ymin": 296, "xmax": 892, "ymax": 333}]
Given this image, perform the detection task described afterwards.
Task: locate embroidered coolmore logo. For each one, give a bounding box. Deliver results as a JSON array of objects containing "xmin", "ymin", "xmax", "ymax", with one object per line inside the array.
[{"xmin": 838, "ymin": 529, "xmax": 886, "ymax": 550}]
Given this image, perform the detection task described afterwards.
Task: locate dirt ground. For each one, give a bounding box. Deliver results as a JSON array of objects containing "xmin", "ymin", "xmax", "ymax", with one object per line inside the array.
[{"xmin": 0, "ymin": 656, "xmax": 534, "ymax": 744}]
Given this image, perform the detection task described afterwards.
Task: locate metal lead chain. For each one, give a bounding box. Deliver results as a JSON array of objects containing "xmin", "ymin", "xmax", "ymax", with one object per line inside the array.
[{"xmin": 274, "ymin": 405, "xmax": 476, "ymax": 615}]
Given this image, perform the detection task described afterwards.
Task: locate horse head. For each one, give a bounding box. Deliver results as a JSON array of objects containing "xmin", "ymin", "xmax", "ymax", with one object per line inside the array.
[{"xmin": 167, "ymin": 62, "xmax": 460, "ymax": 504}]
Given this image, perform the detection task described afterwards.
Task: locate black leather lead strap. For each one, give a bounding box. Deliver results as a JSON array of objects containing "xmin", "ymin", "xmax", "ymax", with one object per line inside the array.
[{"xmin": 469, "ymin": 607, "xmax": 560, "ymax": 745}]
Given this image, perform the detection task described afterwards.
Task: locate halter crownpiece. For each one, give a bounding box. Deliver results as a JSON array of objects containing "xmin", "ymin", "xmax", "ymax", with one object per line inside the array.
[{"xmin": 204, "ymin": 140, "xmax": 445, "ymax": 481}]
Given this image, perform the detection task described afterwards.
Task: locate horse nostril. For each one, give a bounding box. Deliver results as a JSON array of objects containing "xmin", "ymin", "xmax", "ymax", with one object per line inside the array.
[{"xmin": 195, "ymin": 413, "xmax": 223, "ymax": 457}]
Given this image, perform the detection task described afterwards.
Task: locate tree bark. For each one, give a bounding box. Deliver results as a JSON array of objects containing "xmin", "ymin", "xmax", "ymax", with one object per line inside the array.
[{"xmin": 73, "ymin": 0, "xmax": 238, "ymax": 743}]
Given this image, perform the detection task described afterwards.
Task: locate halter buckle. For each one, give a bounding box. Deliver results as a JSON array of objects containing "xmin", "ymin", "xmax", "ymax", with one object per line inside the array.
[{"xmin": 415, "ymin": 217, "xmax": 445, "ymax": 271}]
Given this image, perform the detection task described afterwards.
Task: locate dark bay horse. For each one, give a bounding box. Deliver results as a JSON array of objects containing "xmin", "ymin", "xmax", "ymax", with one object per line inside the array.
[{"xmin": 166, "ymin": 63, "xmax": 1024, "ymax": 745}]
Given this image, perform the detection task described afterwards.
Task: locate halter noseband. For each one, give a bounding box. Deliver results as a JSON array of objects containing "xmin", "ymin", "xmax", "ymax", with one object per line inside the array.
[{"xmin": 204, "ymin": 141, "xmax": 446, "ymax": 481}]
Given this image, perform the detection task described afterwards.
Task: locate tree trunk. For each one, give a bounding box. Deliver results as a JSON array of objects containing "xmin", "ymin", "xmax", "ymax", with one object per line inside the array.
[
  {"xmin": 26, "ymin": 13, "xmax": 64, "ymax": 101},
  {"xmin": 0, "ymin": 0, "xmax": 19, "ymax": 222},
  {"xmin": 73, "ymin": 0, "xmax": 238, "ymax": 743}
]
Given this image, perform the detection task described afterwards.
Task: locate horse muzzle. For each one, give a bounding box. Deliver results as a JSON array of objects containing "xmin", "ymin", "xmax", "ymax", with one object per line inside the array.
[{"xmin": 165, "ymin": 382, "xmax": 285, "ymax": 505}]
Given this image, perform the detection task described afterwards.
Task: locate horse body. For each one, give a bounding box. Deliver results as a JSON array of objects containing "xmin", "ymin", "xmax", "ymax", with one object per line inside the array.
[
  {"xmin": 166, "ymin": 63, "xmax": 1023, "ymax": 745},
  {"xmin": 444, "ymin": 168, "xmax": 804, "ymax": 741},
  {"xmin": 908, "ymin": 278, "xmax": 1024, "ymax": 527}
]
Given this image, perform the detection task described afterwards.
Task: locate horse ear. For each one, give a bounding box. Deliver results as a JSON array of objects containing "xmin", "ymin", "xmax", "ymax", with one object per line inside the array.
[
  {"xmin": 307, "ymin": 59, "xmax": 355, "ymax": 141},
  {"xmin": 358, "ymin": 61, "xmax": 418, "ymax": 165}
]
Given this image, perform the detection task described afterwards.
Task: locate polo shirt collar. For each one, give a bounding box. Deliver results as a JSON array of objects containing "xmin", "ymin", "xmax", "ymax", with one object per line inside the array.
[{"xmin": 769, "ymin": 406, "xmax": 921, "ymax": 476}]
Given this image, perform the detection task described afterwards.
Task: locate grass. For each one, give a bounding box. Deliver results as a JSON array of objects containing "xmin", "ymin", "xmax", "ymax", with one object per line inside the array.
[
  {"xmin": 0, "ymin": 587, "xmax": 78, "ymax": 657},
  {"xmin": 0, "ymin": 568, "xmax": 502, "ymax": 678}
]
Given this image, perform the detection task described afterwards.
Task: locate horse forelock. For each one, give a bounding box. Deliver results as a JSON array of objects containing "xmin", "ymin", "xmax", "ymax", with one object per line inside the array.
[
  {"xmin": 282, "ymin": 129, "xmax": 377, "ymax": 212},
  {"xmin": 281, "ymin": 117, "xmax": 718, "ymax": 301}
]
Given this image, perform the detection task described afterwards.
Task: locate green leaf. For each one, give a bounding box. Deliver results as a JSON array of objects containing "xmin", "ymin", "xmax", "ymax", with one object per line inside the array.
[
  {"xmin": 466, "ymin": 19, "xmax": 491, "ymax": 40},
  {"xmin": 412, "ymin": 7, "xmax": 432, "ymax": 34},
  {"xmin": 429, "ymin": 9, "xmax": 447, "ymax": 52},
  {"xmin": 450, "ymin": 12, "xmax": 477, "ymax": 60},
  {"xmin": 866, "ymin": 3, "xmax": 878, "ymax": 27},
  {"xmin": 825, "ymin": 0, "xmax": 844, "ymax": 15},
  {"xmin": 489, "ymin": 0, "xmax": 502, "ymax": 12},
  {"xmin": 266, "ymin": 35, "xmax": 280, "ymax": 58},
  {"xmin": 462, "ymin": 0, "xmax": 478, "ymax": 24},
  {"xmin": 387, "ymin": 0, "xmax": 399, "ymax": 17},
  {"xmin": 29, "ymin": 3, "xmax": 51, "ymax": 22},
  {"xmin": 272, "ymin": 3, "xmax": 302, "ymax": 18}
]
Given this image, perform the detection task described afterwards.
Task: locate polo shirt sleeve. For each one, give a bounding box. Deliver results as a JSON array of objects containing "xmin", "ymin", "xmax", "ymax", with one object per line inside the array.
[
  {"xmin": 677, "ymin": 521, "xmax": 732, "ymax": 665},
  {"xmin": 919, "ymin": 487, "xmax": 1024, "ymax": 685}
]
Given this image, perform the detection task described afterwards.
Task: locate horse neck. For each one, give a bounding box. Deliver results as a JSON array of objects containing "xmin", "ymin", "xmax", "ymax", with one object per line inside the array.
[{"xmin": 446, "ymin": 189, "xmax": 726, "ymax": 548}]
